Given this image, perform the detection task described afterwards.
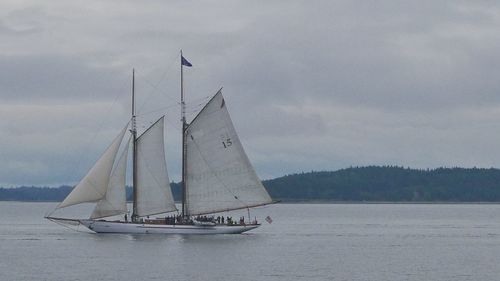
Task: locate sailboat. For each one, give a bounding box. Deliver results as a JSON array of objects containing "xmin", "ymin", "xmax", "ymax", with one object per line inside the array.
[{"xmin": 46, "ymin": 54, "xmax": 274, "ymax": 234}]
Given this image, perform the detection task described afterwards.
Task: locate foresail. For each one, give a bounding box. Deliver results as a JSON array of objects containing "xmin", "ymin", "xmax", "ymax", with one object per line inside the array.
[
  {"xmin": 185, "ymin": 91, "xmax": 272, "ymax": 215},
  {"xmin": 90, "ymin": 136, "xmax": 130, "ymax": 219},
  {"xmin": 136, "ymin": 116, "xmax": 177, "ymax": 216},
  {"xmin": 59, "ymin": 123, "xmax": 129, "ymax": 209}
]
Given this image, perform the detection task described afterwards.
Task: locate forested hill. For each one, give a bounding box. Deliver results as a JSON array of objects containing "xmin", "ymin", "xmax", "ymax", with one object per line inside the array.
[
  {"xmin": 264, "ymin": 166, "xmax": 500, "ymax": 202},
  {"xmin": 3, "ymin": 166, "xmax": 500, "ymax": 202}
]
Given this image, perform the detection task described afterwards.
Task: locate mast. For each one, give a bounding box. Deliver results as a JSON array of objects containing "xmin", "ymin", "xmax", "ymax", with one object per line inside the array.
[
  {"xmin": 131, "ymin": 69, "xmax": 138, "ymax": 222},
  {"xmin": 181, "ymin": 50, "xmax": 188, "ymax": 218}
]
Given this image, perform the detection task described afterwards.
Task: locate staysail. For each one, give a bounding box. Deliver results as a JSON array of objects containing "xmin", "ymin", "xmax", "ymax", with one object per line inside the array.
[
  {"xmin": 185, "ymin": 91, "xmax": 272, "ymax": 215},
  {"xmin": 135, "ymin": 116, "xmax": 177, "ymax": 216},
  {"xmin": 59, "ymin": 124, "xmax": 129, "ymax": 209},
  {"xmin": 90, "ymin": 136, "xmax": 131, "ymax": 219}
]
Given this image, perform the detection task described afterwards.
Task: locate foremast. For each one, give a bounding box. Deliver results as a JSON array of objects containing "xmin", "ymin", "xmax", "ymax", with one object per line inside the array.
[{"xmin": 131, "ymin": 69, "xmax": 139, "ymax": 222}]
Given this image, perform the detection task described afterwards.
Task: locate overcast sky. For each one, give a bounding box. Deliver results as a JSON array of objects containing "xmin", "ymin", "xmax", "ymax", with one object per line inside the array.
[{"xmin": 1, "ymin": 1, "xmax": 500, "ymax": 186}]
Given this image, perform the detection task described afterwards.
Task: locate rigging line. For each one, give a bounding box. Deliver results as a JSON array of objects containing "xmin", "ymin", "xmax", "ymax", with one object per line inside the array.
[
  {"xmin": 185, "ymin": 102, "xmax": 209, "ymax": 111},
  {"xmin": 190, "ymin": 102, "xmax": 209, "ymax": 110},
  {"xmin": 134, "ymin": 54, "xmax": 179, "ymax": 113},
  {"xmin": 135, "ymin": 71, "xmax": 167, "ymax": 103},
  {"xmin": 185, "ymin": 109, "xmax": 203, "ymax": 115},
  {"xmin": 184, "ymin": 95, "xmax": 212, "ymax": 106},
  {"xmin": 184, "ymin": 103, "xmax": 211, "ymax": 116},
  {"xmin": 136, "ymin": 103, "xmax": 180, "ymax": 118},
  {"xmin": 45, "ymin": 204, "xmax": 58, "ymax": 217},
  {"xmin": 184, "ymin": 100, "xmax": 212, "ymax": 114},
  {"xmin": 51, "ymin": 219, "xmax": 89, "ymax": 233}
]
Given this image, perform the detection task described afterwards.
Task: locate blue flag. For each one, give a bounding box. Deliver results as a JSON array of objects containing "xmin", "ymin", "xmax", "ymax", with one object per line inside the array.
[{"xmin": 181, "ymin": 56, "xmax": 192, "ymax": 67}]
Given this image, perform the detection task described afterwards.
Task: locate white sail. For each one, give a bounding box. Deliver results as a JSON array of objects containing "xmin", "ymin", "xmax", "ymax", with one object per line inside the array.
[
  {"xmin": 90, "ymin": 136, "xmax": 130, "ymax": 219},
  {"xmin": 185, "ymin": 91, "xmax": 272, "ymax": 215},
  {"xmin": 59, "ymin": 124, "xmax": 129, "ymax": 208},
  {"xmin": 136, "ymin": 116, "xmax": 177, "ymax": 216}
]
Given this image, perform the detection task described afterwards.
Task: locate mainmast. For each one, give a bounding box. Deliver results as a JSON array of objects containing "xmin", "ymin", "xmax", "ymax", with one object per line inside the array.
[
  {"xmin": 131, "ymin": 69, "xmax": 138, "ymax": 222},
  {"xmin": 181, "ymin": 50, "xmax": 188, "ymax": 218}
]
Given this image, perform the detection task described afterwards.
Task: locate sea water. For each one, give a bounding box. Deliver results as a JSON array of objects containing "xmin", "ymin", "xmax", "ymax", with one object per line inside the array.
[{"xmin": 1, "ymin": 202, "xmax": 500, "ymax": 281}]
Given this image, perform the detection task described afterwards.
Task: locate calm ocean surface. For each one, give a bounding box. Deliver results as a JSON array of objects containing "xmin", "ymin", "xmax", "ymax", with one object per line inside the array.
[{"xmin": 1, "ymin": 202, "xmax": 500, "ymax": 281}]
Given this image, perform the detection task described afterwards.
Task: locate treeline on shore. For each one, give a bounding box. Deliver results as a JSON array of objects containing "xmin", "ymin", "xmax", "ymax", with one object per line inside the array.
[{"xmin": 2, "ymin": 166, "xmax": 500, "ymax": 202}]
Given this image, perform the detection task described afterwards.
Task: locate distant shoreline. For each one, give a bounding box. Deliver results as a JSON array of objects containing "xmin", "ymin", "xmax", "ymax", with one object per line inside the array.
[
  {"xmin": 5, "ymin": 167, "xmax": 500, "ymax": 203},
  {"xmin": 2, "ymin": 200, "xmax": 500, "ymax": 205}
]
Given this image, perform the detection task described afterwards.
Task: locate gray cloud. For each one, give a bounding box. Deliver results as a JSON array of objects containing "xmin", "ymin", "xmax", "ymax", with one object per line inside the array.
[
  {"xmin": 0, "ymin": 55, "xmax": 127, "ymax": 101},
  {"xmin": 1, "ymin": 0, "xmax": 500, "ymax": 185}
]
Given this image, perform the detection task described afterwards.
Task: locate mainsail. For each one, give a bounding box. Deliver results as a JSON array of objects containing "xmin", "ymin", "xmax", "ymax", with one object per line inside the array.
[
  {"xmin": 185, "ymin": 91, "xmax": 272, "ymax": 215},
  {"xmin": 135, "ymin": 116, "xmax": 177, "ymax": 216},
  {"xmin": 90, "ymin": 136, "xmax": 131, "ymax": 219},
  {"xmin": 59, "ymin": 124, "xmax": 129, "ymax": 209}
]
